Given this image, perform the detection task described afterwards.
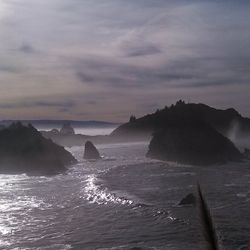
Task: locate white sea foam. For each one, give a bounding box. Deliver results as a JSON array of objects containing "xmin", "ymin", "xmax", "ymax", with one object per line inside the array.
[{"xmin": 83, "ymin": 174, "xmax": 133, "ymax": 205}]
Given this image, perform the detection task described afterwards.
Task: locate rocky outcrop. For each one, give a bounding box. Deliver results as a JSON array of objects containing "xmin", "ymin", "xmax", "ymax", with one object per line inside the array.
[
  {"xmin": 84, "ymin": 141, "xmax": 101, "ymax": 160},
  {"xmin": 50, "ymin": 128, "xmax": 60, "ymax": 135},
  {"xmin": 60, "ymin": 123, "xmax": 75, "ymax": 135},
  {"xmin": 147, "ymin": 121, "xmax": 243, "ymax": 166},
  {"xmin": 111, "ymin": 101, "xmax": 250, "ymax": 141},
  {"xmin": 179, "ymin": 193, "xmax": 196, "ymax": 205},
  {"xmin": 244, "ymin": 148, "xmax": 250, "ymax": 158},
  {"xmin": 0, "ymin": 122, "xmax": 77, "ymax": 175}
]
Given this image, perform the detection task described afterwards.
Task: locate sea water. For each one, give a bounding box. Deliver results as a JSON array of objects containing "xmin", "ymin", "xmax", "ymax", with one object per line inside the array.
[{"xmin": 0, "ymin": 142, "xmax": 249, "ymax": 249}]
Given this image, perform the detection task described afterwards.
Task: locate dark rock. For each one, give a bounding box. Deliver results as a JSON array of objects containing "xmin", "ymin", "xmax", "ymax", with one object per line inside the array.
[
  {"xmin": 50, "ymin": 128, "xmax": 60, "ymax": 135},
  {"xmin": 60, "ymin": 123, "xmax": 75, "ymax": 135},
  {"xmin": 147, "ymin": 121, "xmax": 243, "ymax": 166},
  {"xmin": 0, "ymin": 122, "xmax": 77, "ymax": 175},
  {"xmin": 111, "ymin": 101, "xmax": 250, "ymax": 140},
  {"xmin": 179, "ymin": 193, "xmax": 196, "ymax": 205},
  {"xmin": 244, "ymin": 148, "xmax": 250, "ymax": 158},
  {"xmin": 0, "ymin": 125, "xmax": 5, "ymax": 130},
  {"xmin": 84, "ymin": 141, "xmax": 101, "ymax": 160}
]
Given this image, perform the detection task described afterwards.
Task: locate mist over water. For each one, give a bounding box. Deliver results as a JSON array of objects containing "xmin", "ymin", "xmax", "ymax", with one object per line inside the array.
[
  {"xmin": 226, "ymin": 121, "xmax": 250, "ymax": 151},
  {"xmin": 74, "ymin": 127, "xmax": 117, "ymax": 136},
  {"xmin": 36, "ymin": 126, "xmax": 118, "ymax": 136},
  {"xmin": 0, "ymin": 140, "xmax": 249, "ymax": 249}
]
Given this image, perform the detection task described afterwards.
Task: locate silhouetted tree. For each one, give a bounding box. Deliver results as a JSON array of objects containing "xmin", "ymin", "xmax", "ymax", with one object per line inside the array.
[
  {"xmin": 176, "ymin": 99, "xmax": 185, "ymax": 106},
  {"xmin": 129, "ymin": 115, "xmax": 136, "ymax": 123}
]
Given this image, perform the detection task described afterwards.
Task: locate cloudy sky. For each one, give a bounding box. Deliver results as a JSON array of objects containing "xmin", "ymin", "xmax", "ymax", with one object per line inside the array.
[{"xmin": 0, "ymin": 0, "xmax": 249, "ymax": 122}]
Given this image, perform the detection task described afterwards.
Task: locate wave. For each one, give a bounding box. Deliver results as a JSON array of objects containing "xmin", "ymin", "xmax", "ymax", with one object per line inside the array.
[
  {"xmin": 97, "ymin": 245, "xmax": 161, "ymax": 250},
  {"xmin": 24, "ymin": 244, "xmax": 72, "ymax": 250},
  {"xmin": 83, "ymin": 173, "xmax": 177, "ymax": 223},
  {"xmin": 83, "ymin": 174, "xmax": 134, "ymax": 205}
]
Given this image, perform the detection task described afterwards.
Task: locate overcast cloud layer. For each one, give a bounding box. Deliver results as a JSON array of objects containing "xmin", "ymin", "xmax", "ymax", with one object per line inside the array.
[{"xmin": 0, "ymin": 0, "xmax": 249, "ymax": 121}]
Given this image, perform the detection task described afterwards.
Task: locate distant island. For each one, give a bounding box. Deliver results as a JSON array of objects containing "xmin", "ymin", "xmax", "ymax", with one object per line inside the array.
[
  {"xmin": 0, "ymin": 119, "xmax": 119, "ymax": 129},
  {"xmin": 0, "ymin": 123, "xmax": 77, "ymax": 175},
  {"xmin": 40, "ymin": 125, "xmax": 111, "ymax": 147}
]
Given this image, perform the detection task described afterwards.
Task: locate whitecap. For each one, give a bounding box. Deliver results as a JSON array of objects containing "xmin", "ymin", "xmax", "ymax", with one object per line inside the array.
[{"xmin": 83, "ymin": 174, "xmax": 133, "ymax": 205}]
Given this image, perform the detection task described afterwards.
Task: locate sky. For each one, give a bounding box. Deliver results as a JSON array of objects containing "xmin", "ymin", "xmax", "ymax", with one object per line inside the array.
[{"xmin": 0, "ymin": 0, "xmax": 250, "ymax": 122}]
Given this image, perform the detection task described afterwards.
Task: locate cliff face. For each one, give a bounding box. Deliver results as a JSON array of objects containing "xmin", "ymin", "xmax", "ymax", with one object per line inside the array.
[
  {"xmin": 147, "ymin": 121, "xmax": 243, "ymax": 166},
  {"xmin": 111, "ymin": 101, "xmax": 250, "ymax": 140},
  {"xmin": 0, "ymin": 123, "xmax": 77, "ymax": 175}
]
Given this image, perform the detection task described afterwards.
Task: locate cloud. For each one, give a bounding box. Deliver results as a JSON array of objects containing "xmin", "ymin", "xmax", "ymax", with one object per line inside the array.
[
  {"xmin": 0, "ymin": 100, "xmax": 76, "ymax": 109},
  {"xmin": 122, "ymin": 44, "xmax": 161, "ymax": 57},
  {"xmin": 75, "ymin": 54, "xmax": 250, "ymax": 90},
  {"xmin": 0, "ymin": 0, "xmax": 250, "ymax": 120},
  {"xmin": 19, "ymin": 43, "xmax": 35, "ymax": 54},
  {"xmin": 0, "ymin": 65, "xmax": 18, "ymax": 73},
  {"xmin": 76, "ymin": 72, "xmax": 95, "ymax": 83},
  {"xmin": 34, "ymin": 100, "xmax": 76, "ymax": 108}
]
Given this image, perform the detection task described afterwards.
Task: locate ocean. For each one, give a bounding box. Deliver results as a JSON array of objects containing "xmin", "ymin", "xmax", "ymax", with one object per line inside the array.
[{"xmin": 0, "ymin": 140, "xmax": 249, "ymax": 249}]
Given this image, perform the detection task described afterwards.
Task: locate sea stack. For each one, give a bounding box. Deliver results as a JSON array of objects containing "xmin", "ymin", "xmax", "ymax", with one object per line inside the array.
[
  {"xmin": 147, "ymin": 121, "xmax": 243, "ymax": 166},
  {"xmin": 84, "ymin": 141, "xmax": 101, "ymax": 160},
  {"xmin": 60, "ymin": 122, "xmax": 75, "ymax": 135}
]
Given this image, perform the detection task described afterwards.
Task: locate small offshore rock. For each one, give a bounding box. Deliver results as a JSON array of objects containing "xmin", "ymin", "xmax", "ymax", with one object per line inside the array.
[
  {"xmin": 84, "ymin": 141, "xmax": 101, "ymax": 160},
  {"xmin": 60, "ymin": 123, "xmax": 75, "ymax": 135}
]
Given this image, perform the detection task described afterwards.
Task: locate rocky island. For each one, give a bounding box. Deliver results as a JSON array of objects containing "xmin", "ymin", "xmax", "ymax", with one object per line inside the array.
[
  {"xmin": 38, "ymin": 101, "xmax": 250, "ymax": 167},
  {"xmin": 111, "ymin": 100, "xmax": 250, "ymax": 141},
  {"xmin": 0, "ymin": 122, "xmax": 77, "ymax": 175},
  {"xmin": 41, "ymin": 123, "xmax": 114, "ymax": 147},
  {"xmin": 146, "ymin": 120, "xmax": 243, "ymax": 165},
  {"xmin": 60, "ymin": 122, "xmax": 75, "ymax": 135},
  {"xmin": 109, "ymin": 100, "xmax": 249, "ymax": 165}
]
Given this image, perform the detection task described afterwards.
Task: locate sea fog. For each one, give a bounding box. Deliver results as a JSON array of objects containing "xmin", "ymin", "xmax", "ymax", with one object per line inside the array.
[{"xmin": 36, "ymin": 125, "xmax": 118, "ymax": 136}]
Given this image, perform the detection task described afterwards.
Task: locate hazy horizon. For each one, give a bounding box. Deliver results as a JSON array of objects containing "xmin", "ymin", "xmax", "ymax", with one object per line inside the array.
[{"xmin": 0, "ymin": 0, "xmax": 250, "ymax": 121}]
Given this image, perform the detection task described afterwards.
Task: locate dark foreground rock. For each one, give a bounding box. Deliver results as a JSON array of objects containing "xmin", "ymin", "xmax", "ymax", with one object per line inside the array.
[
  {"xmin": 179, "ymin": 193, "xmax": 196, "ymax": 205},
  {"xmin": 147, "ymin": 121, "xmax": 243, "ymax": 166},
  {"xmin": 0, "ymin": 122, "xmax": 77, "ymax": 175},
  {"xmin": 84, "ymin": 141, "xmax": 101, "ymax": 160},
  {"xmin": 244, "ymin": 148, "xmax": 250, "ymax": 158}
]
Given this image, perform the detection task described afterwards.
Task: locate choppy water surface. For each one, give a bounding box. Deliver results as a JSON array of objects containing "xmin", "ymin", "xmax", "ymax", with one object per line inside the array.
[{"xmin": 0, "ymin": 142, "xmax": 249, "ymax": 249}]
